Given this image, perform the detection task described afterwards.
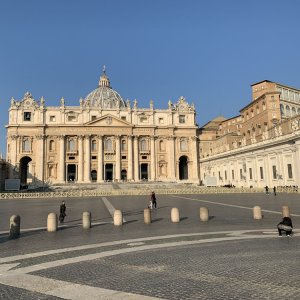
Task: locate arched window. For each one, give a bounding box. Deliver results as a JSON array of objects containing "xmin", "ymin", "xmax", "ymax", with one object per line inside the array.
[
  {"xmin": 159, "ymin": 140, "xmax": 165, "ymax": 151},
  {"xmin": 140, "ymin": 139, "xmax": 148, "ymax": 151},
  {"xmin": 121, "ymin": 140, "xmax": 127, "ymax": 151},
  {"xmin": 68, "ymin": 139, "xmax": 76, "ymax": 151},
  {"xmin": 49, "ymin": 140, "xmax": 55, "ymax": 151},
  {"xmin": 105, "ymin": 138, "xmax": 113, "ymax": 151},
  {"xmin": 292, "ymin": 107, "xmax": 296, "ymax": 116},
  {"xmin": 180, "ymin": 139, "xmax": 188, "ymax": 152},
  {"xmin": 280, "ymin": 104, "xmax": 285, "ymax": 116},
  {"xmin": 262, "ymin": 102, "xmax": 266, "ymax": 110},
  {"xmin": 286, "ymin": 105, "xmax": 291, "ymax": 117},
  {"xmin": 256, "ymin": 106, "xmax": 260, "ymax": 114},
  {"xmin": 91, "ymin": 140, "xmax": 97, "ymax": 152},
  {"xmin": 22, "ymin": 139, "xmax": 31, "ymax": 152}
]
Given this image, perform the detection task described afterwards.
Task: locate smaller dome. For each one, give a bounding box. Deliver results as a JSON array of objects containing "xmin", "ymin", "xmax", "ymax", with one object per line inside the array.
[{"xmin": 84, "ymin": 68, "xmax": 126, "ymax": 109}]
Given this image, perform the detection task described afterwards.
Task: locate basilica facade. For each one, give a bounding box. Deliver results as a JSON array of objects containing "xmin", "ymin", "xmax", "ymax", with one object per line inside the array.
[{"xmin": 6, "ymin": 70, "xmax": 200, "ymax": 187}]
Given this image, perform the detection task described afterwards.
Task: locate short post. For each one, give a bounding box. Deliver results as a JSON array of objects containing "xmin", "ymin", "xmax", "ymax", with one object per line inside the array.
[
  {"xmin": 282, "ymin": 206, "xmax": 290, "ymax": 217},
  {"xmin": 144, "ymin": 208, "xmax": 151, "ymax": 224},
  {"xmin": 82, "ymin": 211, "xmax": 91, "ymax": 229},
  {"xmin": 9, "ymin": 215, "xmax": 20, "ymax": 239},
  {"xmin": 171, "ymin": 207, "xmax": 180, "ymax": 223},
  {"xmin": 47, "ymin": 213, "xmax": 58, "ymax": 232},
  {"xmin": 199, "ymin": 207, "xmax": 209, "ymax": 222},
  {"xmin": 114, "ymin": 209, "xmax": 123, "ymax": 226},
  {"xmin": 253, "ymin": 206, "xmax": 262, "ymax": 220}
]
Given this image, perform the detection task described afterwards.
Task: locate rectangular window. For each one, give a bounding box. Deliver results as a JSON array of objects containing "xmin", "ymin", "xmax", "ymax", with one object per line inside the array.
[
  {"xmin": 179, "ymin": 115, "xmax": 185, "ymax": 123},
  {"xmin": 249, "ymin": 168, "xmax": 253, "ymax": 180},
  {"xmin": 50, "ymin": 115, "xmax": 56, "ymax": 122},
  {"xmin": 232, "ymin": 170, "xmax": 234, "ymax": 180},
  {"xmin": 91, "ymin": 116, "xmax": 97, "ymax": 121},
  {"xmin": 240, "ymin": 169, "xmax": 243, "ymax": 180},
  {"xmin": 218, "ymin": 171, "xmax": 221, "ymax": 180},
  {"xmin": 287, "ymin": 164, "xmax": 293, "ymax": 179},
  {"xmin": 142, "ymin": 155, "xmax": 147, "ymax": 159},
  {"xmin": 272, "ymin": 165, "xmax": 277, "ymax": 179},
  {"xmin": 121, "ymin": 116, "xmax": 126, "ymax": 121},
  {"xmin": 225, "ymin": 170, "xmax": 227, "ymax": 180},
  {"xmin": 23, "ymin": 112, "xmax": 31, "ymax": 121},
  {"xmin": 122, "ymin": 155, "xmax": 127, "ymax": 159},
  {"xmin": 260, "ymin": 167, "xmax": 264, "ymax": 180},
  {"xmin": 92, "ymin": 156, "xmax": 97, "ymax": 160},
  {"xmin": 159, "ymin": 118, "xmax": 164, "ymax": 124}
]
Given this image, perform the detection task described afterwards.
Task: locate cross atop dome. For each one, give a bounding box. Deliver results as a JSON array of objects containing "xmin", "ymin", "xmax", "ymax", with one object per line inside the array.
[{"xmin": 98, "ymin": 65, "xmax": 110, "ymax": 87}]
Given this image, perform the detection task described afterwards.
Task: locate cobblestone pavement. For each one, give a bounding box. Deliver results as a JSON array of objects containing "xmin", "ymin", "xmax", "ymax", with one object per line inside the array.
[{"xmin": 0, "ymin": 193, "xmax": 300, "ymax": 299}]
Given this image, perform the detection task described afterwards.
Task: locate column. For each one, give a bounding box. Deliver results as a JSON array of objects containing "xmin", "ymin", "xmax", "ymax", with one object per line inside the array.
[
  {"xmin": 36, "ymin": 135, "xmax": 45, "ymax": 183},
  {"xmin": 294, "ymin": 145, "xmax": 300, "ymax": 186},
  {"xmin": 77, "ymin": 136, "xmax": 84, "ymax": 182},
  {"xmin": 133, "ymin": 135, "xmax": 139, "ymax": 181},
  {"xmin": 150, "ymin": 137, "xmax": 156, "ymax": 181},
  {"xmin": 58, "ymin": 135, "xmax": 65, "ymax": 182},
  {"xmin": 127, "ymin": 135, "xmax": 133, "ymax": 181},
  {"xmin": 97, "ymin": 135, "xmax": 103, "ymax": 182},
  {"xmin": 191, "ymin": 136, "xmax": 199, "ymax": 183},
  {"xmin": 84, "ymin": 135, "xmax": 91, "ymax": 182},
  {"xmin": 168, "ymin": 136, "xmax": 176, "ymax": 180},
  {"xmin": 115, "ymin": 135, "xmax": 121, "ymax": 181}
]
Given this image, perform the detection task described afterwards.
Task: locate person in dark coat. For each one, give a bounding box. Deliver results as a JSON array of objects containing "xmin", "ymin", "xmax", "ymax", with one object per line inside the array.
[
  {"xmin": 277, "ymin": 216, "xmax": 293, "ymax": 237},
  {"xmin": 273, "ymin": 186, "xmax": 277, "ymax": 196},
  {"xmin": 59, "ymin": 201, "xmax": 67, "ymax": 223},
  {"xmin": 265, "ymin": 186, "xmax": 269, "ymax": 195},
  {"xmin": 150, "ymin": 191, "xmax": 157, "ymax": 209}
]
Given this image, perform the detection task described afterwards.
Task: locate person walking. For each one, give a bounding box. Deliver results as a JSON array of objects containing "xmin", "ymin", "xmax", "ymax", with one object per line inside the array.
[
  {"xmin": 59, "ymin": 201, "xmax": 67, "ymax": 223},
  {"xmin": 277, "ymin": 216, "xmax": 293, "ymax": 237},
  {"xmin": 265, "ymin": 186, "xmax": 269, "ymax": 195},
  {"xmin": 273, "ymin": 186, "xmax": 277, "ymax": 196},
  {"xmin": 150, "ymin": 191, "xmax": 157, "ymax": 209}
]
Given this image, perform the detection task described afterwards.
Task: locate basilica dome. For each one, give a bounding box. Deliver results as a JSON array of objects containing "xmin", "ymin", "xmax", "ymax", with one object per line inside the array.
[{"xmin": 84, "ymin": 69, "xmax": 126, "ymax": 109}]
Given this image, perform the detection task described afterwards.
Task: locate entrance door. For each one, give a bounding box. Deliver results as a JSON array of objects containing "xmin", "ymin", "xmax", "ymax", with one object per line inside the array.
[
  {"xmin": 179, "ymin": 156, "xmax": 188, "ymax": 180},
  {"xmin": 19, "ymin": 156, "xmax": 32, "ymax": 188},
  {"xmin": 67, "ymin": 164, "xmax": 76, "ymax": 181},
  {"xmin": 121, "ymin": 169, "xmax": 127, "ymax": 181},
  {"xmin": 105, "ymin": 164, "xmax": 113, "ymax": 181},
  {"xmin": 91, "ymin": 170, "xmax": 97, "ymax": 182},
  {"xmin": 140, "ymin": 163, "xmax": 148, "ymax": 180}
]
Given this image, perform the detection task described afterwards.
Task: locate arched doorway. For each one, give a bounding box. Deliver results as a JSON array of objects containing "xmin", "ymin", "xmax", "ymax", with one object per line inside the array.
[
  {"xmin": 91, "ymin": 170, "xmax": 97, "ymax": 182},
  {"xmin": 105, "ymin": 164, "xmax": 113, "ymax": 181},
  {"xmin": 19, "ymin": 156, "xmax": 32, "ymax": 188},
  {"xmin": 121, "ymin": 169, "xmax": 127, "ymax": 181},
  {"xmin": 179, "ymin": 156, "xmax": 188, "ymax": 180}
]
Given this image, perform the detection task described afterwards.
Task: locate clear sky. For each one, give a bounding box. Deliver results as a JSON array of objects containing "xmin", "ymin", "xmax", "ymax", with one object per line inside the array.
[{"xmin": 1, "ymin": 0, "xmax": 300, "ymax": 156}]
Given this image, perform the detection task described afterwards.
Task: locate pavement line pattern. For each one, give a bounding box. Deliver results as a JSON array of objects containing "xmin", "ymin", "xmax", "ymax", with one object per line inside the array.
[
  {"xmin": 170, "ymin": 195, "xmax": 300, "ymax": 217},
  {"xmin": 0, "ymin": 230, "xmax": 298, "ymax": 300},
  {"xmin": 0, "ymin": 229, "xmax": 278, "ymax": 264},
  {"xmin": 102, "ymin": 196, "xmax": 127, "ymax": 223}
]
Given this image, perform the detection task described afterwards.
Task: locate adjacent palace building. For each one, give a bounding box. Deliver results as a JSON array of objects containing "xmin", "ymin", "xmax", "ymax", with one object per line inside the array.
[{"xmin": 5, "ymin": 69, "xmax": 300, "ymax": 189}]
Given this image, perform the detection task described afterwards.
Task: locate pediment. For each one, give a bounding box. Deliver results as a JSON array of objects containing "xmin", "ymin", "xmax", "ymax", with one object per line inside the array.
[{"xmin": 84, "ymin": 114, "xmax": 132, "ymax": 127}]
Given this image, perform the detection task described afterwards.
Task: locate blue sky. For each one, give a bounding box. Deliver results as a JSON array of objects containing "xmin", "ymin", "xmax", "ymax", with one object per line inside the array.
[{"xmin": 1, "ymin": 0, "xmax": 300, "ymax": 156}]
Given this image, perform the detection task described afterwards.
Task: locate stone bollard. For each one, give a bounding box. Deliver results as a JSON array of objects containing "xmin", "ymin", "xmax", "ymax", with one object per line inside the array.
[
  {"xmin": 144, "ymin": 208, "xmax": 151, "ymax": 224},
  {"xmin": 114, "ymin": 210, "xmax": 123, "ymax": 226},
  {"xmin": 82, "ymin": 211, "xmax": 91, "ymax": 229},
  {"xmin": 9, "ymin": 215, "xmax": 20, "ymax": 239},
  {"xmin": 253, "ymin": 206, "xmax": 262, "ymax": 220},
  {"xmin": 282, "ymin": 206, "xmax": 290, "ymax": 217},
  {"xmin": 47, "ymin": 213, "xmax": 58, "ymax": 232},
  {"xmin": 171, "ymin": 207, "xmax": 180, "ymax": 223},
  {"xmin": 199, "ymin": 207, "xmax": 209, "ymax": 222}
]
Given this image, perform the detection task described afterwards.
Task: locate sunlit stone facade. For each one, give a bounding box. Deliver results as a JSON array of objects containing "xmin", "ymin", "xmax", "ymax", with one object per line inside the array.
[
  {"xmin": 6, "ymin": 70, "xmax": 199, "ymax": 187},
  {"xmin": 199, "ymin": 80, "xmax": 300, "ymax": 188}
]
